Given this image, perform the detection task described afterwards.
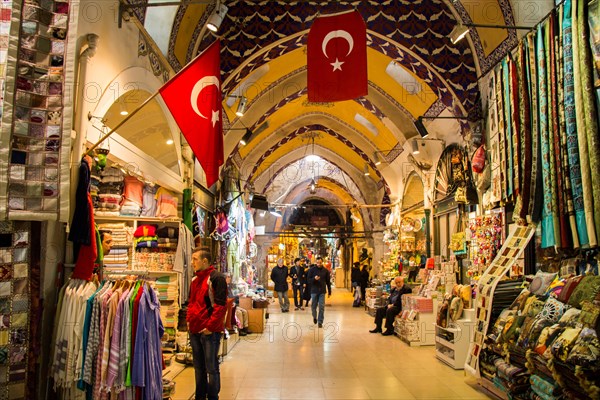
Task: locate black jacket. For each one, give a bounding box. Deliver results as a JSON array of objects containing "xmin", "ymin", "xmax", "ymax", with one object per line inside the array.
[
  {"xmin": 289, "ymin": 265, "xmax": 304, "ymax": 286},
  {"xmin": 306, "ymin": 266, "xmax": 331, "ymax": 295},
  {"xmin": 388, "ymin": 285, "xmax": 412, "ymax": 309},
  {"xmin": 68, "ymin": 157, "xmax": 92, "ymax": 245},
  {"xmin": 270, "ymin": 265, "xmax": 289, "ymax": 292},
  {"xmin": 351, "ymin": 267, "xmax": 361, "ymax": 284},
  {"xmin": 360, "ymin": 268, "xmax": 370, "ymax": 288}
]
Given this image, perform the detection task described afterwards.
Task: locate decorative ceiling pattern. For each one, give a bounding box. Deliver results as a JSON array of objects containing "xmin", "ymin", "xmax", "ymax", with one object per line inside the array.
[
  {"xmin": 264, "ymin": 158, "xmax": 365, "ymax": 204},
  {"xmin": 244, "ymin": 123, "xmax": 387, "ymax": 188}
]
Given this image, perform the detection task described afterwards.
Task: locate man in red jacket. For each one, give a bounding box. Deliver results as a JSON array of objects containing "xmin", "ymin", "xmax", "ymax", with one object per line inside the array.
[{"xmin": 187, "ymin": 247, "xmax": 227, "ymax": 400}]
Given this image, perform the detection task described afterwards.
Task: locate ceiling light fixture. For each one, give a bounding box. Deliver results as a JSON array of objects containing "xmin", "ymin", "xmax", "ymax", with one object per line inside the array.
[
  {"xmin": 363, "ymin": 164, "xmax": 370, "ymax": 176},
  {"xmin": 450, "ymin": 22, "xmax": 534, "ymax": 44},
  {"xmin": 269, "ymin": 207, "xmax": 282, "ymax": 218},
  {"xmin": 166, "ymin": 139, "xmax": 174, "ymax": 145},
  {"xmin": 206, "ymin": 2, "xmax": 228, "ymax": 32},
  {"xmin": 239, "ymin": 128, "xmax": 253, "ymax": 146},
  {"xmin": 235, "ymin": 96, "xmax": 247, "ymax": 117},
  {"xmin": 119, "ymin": 102, "xmax": 128, "ymax": 116},
  {"xmin": 449, "ymin": 24, "xmax": 470, "ymax": 44},
  {"xmin": 412, "ymin": 139, "xmax": 420, "ymax": 155},
  {"xmin": 374, "ymin": 152, "xmax": 382, "ymax": 166},
  {"xmin": 309, "ymin": 177, "xmax": 317, "ymax": 194}
]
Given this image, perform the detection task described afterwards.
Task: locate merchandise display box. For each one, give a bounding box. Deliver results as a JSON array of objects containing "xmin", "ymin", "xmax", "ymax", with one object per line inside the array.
[
  {"xmin": 239, "ymin": 296, "xmax": 253, "ymax": 310},
  {"xmin": 247, "ymin": 308, "xmax": 266, "ymax": 333}
]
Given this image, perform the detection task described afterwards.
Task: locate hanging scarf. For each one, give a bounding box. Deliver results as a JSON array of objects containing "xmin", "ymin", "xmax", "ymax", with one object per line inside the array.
[
  {"xmin": 517, "ymin": 42, "xmax": 533, "ymax": 222},
  {"xmin": 502, "ymin": 58, "xmax": 514, "ymax": 200},
  {"xmin": 572, "ymin": 0, "xmax": 598, "ymax": 246},
  {"xmin": 537, "ymin": 23, "xmax": 556, "ymax": 248},
  {"xmin": 546, "ymin": 13, "xmax": 571, "ymax": 248},
  {"xmin": 557, "ymin": 4, "xmax": 579, "ymax": 248},
  {"xmin": 509, "ymin": 56, "xmax": 522, "ymax": 218},
  {"xmin": 496, "ymin": 66, "xmax": 508, "ymax": 202},
  {"xmin": 577, "ymin": 0, "xmax": 600, "ymax": 240},
  {"xmin": 527, "ymin": 32, "xmax": 543, "ymax": 223},
  {"xmin": 562, "ymin": 0, "xmax": 589, "ymax": 246}
]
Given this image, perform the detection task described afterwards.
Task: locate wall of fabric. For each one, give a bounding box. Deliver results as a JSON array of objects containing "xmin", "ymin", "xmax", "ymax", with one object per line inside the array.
[
  {"xmin": 0, "ymin": 221, "xmax": 34, "ymax": 399},
  {"xmin": 0, "ymin": 0, "xmax": 74, "ymax": 221},
  {"xmin": 485, "ymin": 0, "xmax": 599, "ymax": 249}
]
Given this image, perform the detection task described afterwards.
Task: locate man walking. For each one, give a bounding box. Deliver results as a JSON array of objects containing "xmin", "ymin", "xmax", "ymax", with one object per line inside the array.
[
  {"xmin": 270, "ymin": 258, "xmax": 290, "ymax": 313},
  {"xmin": 289, "ymin": 257, "xmax": 305, "ymax": 310},
  {"xmin": 306, "ymin": 256, "xmax": 331, "ymax": 328}
]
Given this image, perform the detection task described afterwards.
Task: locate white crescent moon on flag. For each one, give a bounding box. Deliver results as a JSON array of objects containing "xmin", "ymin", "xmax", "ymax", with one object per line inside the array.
[
  {"xmin": 322, "ymin": 30, "xmax": 354, "ymax": 59},
  {"xmin": 190, "ymin": 76, "xmax": 220, "ymax": 119}
]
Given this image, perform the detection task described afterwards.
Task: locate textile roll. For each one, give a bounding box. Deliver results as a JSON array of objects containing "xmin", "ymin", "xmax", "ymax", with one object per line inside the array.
[
  {"xmin": 557, "ymin": 4, "xmax": 580, "ymax": 248},
  {"xmin": 548, "ymin": 13, "xmax": 571, "ymax": 248},
  {"xmin": 537, "ymin": 23, "xmax": 557, "ymax": 248},
  {"xmin": 572, "ymin": 0, "xmax": 598, "ymax": 247},
  {"xmin": 517, "ymin": 42, "xmax": 533, "ymax": 222},
  {"xmin": 562, "ymin": 0, "xmax": 589, "ymax": 246},
  {"xmin": 577, "ymin": 0, "xmax": 600, "ymax": 240}
]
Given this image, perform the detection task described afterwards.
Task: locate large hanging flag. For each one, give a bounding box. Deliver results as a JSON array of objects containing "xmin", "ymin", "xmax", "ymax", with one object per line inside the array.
[
  {"xmin": 159, "ymin": 41, "xmax": 224, "ymax": 187},
  {"xmin": 307, "ymin": 10, "xmax": 367, "ymax": 102}
]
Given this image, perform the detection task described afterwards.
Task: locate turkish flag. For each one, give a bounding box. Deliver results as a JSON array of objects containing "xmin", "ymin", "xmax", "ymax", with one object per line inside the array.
[
  {"xmin": 159, "ymin": 41, "xmax": 223, "ymax": 187},
  {"xmin": 307, "ymin": 10, "xmax": 367, "ymax": 102}
]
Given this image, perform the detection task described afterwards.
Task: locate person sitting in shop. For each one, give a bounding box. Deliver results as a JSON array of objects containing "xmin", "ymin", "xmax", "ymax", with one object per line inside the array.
[
  {"xmin": 369, "ymin": 276, "xmax": 412, "ymax": 336},
  {"xmin": 224, "ymin": 274, "xmax": 248, "ymax": 336}
]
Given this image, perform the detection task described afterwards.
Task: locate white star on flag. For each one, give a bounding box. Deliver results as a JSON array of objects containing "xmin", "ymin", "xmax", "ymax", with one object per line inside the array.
[
  {"xmin": 211, "ymin": 109, "xmax": 220, "ymax": 127},
  {"xmin": 330, "ymin": 58, "xmax": 344, "ymax": 71}
]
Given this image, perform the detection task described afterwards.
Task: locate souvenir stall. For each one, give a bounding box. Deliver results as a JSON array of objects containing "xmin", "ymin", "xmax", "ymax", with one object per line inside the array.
[
  {"xmin": 461, "ymin": 2, "xmax": 600, "ymax": 399},
  {"xmin": 432, "ymin": 144, "xmax": 478, "ymax": 275},
  {"xmin": 466, "ymin": 209, "xmax": 505, "ymax": 282}
]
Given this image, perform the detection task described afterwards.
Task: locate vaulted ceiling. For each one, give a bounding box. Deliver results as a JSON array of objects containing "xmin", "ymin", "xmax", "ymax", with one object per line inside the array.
[{"xmin": 137, "ymin": 0, "xmax": 528, "ymax": 223}]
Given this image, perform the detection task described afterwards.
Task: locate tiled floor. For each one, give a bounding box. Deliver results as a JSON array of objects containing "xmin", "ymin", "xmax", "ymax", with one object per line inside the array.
[{"xmin": 170, "ymin": 288, "xmax": 492, "ymax": 400}]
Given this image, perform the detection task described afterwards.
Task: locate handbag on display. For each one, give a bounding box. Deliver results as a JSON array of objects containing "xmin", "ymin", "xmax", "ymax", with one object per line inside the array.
[{"xmin": 471, "ymin": 145, "xmax": 486, "ymax": 173}]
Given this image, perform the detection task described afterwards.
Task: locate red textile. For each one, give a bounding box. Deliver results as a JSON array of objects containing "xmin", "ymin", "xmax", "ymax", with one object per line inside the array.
[
  {"xmin": 159, "ymin": 41, "xmax": 223, "ymax": 187},
  {"xmin": 307, "ymin": 10, "xmax": 367, "ymax": 102},
  {"xmin": 71, "ymin": 194, "xmax": 97, "ymax": 280}
]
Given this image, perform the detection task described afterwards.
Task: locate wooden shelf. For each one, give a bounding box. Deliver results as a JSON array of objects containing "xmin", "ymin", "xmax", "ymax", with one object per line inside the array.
[{"xmin": 95, "ymin": 215, "xmax": 181, "ymax": 223}]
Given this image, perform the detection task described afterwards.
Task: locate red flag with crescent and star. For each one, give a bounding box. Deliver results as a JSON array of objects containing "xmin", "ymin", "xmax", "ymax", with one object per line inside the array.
[
  {"xmin": 307, "ymin": 10, "xmax": 367, "ymax": 102},
  {"xmin": 159, "ymin": 40, "xmax": 223, "ymax": 187}
]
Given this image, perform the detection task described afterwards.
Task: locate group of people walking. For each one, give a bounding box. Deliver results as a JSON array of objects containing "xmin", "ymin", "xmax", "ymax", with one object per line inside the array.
[{"xmin": 270, "ymin": 256, "xmax": 332, "ymax": 327}]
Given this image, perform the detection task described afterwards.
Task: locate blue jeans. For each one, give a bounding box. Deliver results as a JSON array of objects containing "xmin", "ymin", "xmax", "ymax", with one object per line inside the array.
[
  {"xmin": 277, "ymin": 291, "xmax": 290, "ymax": 311},
  {"xmin": 311, "ymin": 293, "xmax": 325, "ymax": 324},
  {"xmin": 190, "ymin": 332, "xmax": 222, "ymax": 400}
]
